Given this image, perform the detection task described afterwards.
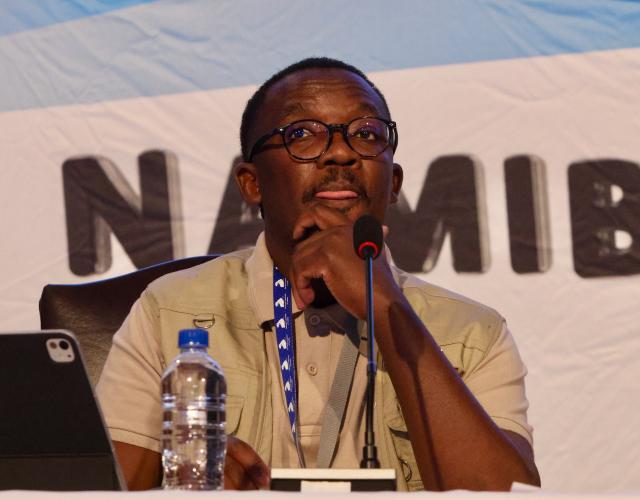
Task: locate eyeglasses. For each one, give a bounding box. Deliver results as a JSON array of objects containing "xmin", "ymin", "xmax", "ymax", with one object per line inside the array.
[{"xmin": 247, "ymin": 116, "xmax": 398, "ymax": 162}]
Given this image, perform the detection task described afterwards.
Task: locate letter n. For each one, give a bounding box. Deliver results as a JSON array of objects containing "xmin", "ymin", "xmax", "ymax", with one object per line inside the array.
[
  {"xmin": 568, "ymin": 159, "xmax": 640, "ymax": 277},
  {"xmin": 387, "ymin": 155, "xmax": 490, "ymax": 273},
  {"xmin": 62, "ymin": 151, "xmax": 184, "ymax": 276},
  {"xmin": 208, "ymin": 156, "xmax": 264, "ymax": 253}
]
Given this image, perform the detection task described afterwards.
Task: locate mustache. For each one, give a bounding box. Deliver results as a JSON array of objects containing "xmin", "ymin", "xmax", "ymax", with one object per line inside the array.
[{"xmin": 301, "ymin": 169, "xmax": 369, "ymax": 204}]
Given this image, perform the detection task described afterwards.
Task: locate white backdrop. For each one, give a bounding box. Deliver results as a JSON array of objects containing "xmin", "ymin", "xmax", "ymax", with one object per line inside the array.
[{"xmin": 1, "ymin": 0, "xmax": 639, "ymax": 492}]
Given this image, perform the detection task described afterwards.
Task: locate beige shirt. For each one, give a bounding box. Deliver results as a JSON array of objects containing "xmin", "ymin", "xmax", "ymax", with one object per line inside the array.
[
  {"xmin": 266, "ymin": 305, "xmax": 366, "ymax": 468},
  {"xmin": 96, "ymin": 232, "xmax": 532, "ymax": 487},
  {"xmin": 246, "ymin": 231, "xmax": 372, "ymax": 468}
]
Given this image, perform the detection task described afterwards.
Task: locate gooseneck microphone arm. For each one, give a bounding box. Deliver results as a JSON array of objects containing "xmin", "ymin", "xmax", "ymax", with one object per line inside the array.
[
  {"xmin": 353, "ymin": 215, "xmax": 383, "ymax": 469},
  {"xmin": 361, "ymin": 245, "xmax": 380, "ymax": 468}
]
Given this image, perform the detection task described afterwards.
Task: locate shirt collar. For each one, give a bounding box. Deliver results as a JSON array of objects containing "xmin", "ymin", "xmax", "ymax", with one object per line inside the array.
[{"xmin": 246, "ymin": 232, "xmax": 301, "ymax": 327}]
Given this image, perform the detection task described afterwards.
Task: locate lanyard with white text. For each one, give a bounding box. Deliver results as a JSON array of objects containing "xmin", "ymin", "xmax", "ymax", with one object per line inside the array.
[{"xmin": 272, "ymin": 266, "xmax": 305, "ymax": 466}]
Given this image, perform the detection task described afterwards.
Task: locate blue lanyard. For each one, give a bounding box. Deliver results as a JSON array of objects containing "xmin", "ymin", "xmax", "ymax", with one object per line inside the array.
[{"xmin": 273, "ymin": 266, "xmax": 302, "ymax": 463}]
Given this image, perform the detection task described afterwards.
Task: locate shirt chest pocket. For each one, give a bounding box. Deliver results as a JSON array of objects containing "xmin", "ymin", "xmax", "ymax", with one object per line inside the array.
[
  {"xmin": 221, "ymin": 366, "xmax": 262, "ymax": 444},
  {"xmin": 225, "ymin": 395, "xmax": 244, "ymax": 435},
  {"xmin": 385, "ymin": 413, "xmax": 424, "ymax": 491}
]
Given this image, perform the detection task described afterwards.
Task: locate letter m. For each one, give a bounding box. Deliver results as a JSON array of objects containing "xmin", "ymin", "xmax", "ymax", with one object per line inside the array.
[
  {"xmin": 387, "ymin": 155, "xmax": 490, "ymax": 273},
  {"xmin": 62, "ymin": 151, "xmax": 184, "ymax": 276}
]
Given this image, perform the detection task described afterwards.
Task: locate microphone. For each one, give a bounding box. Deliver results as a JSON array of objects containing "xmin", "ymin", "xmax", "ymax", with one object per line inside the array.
[
  {"xmin": 353, "ymin": 215, "xmax": 383, "ymax": 260},
  {"xmin": 353, "ymin": 214, "xmax": 382, "ymax": 469},
  {"xmin": 269, "ymin": 216, "xmax": 396, "ymax": 491}
]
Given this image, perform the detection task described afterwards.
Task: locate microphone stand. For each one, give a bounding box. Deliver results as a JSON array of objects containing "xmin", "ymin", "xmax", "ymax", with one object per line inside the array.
[
  {"xmin": 360, "ymin": 249, "xmax": 380, "ymax": 469},
  {"xmin": 269, "ymin": 217, "xmax": 396, "ymax": 491}
]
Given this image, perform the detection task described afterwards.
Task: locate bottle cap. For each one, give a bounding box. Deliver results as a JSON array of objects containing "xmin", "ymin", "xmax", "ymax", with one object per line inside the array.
[{"xmin": 178, "ymin": 328, "xmax": 209, "ymax": 348}]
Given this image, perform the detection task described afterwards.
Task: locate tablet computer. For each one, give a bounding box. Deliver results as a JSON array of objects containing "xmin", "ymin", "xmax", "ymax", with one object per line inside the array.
[{"xmin": 0, "ymin": 330, "xmax": 125, "ymax": 491}]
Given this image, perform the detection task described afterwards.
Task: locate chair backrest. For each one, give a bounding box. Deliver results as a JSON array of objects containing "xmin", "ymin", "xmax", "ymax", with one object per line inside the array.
[{"xmin": 39, "ymin": 255, "xmax": 217, "ymax": 386}]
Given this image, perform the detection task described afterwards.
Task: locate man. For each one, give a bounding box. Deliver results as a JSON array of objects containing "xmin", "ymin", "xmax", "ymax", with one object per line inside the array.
[{"xmin": 96, "ymin": 57, "xmax": 540, "ymax": 491}]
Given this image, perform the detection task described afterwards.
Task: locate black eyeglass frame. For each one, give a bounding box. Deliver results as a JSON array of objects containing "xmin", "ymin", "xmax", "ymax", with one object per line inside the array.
[{"xmin": 247, "ymin": 116, "xmax": 399, "ymax": 162}]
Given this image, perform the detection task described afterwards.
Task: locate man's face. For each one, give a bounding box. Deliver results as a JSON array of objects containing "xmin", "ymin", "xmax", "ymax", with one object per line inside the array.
[{"xmin": 238, "ymin": 67, "xmax": 403, "ymax": 254}]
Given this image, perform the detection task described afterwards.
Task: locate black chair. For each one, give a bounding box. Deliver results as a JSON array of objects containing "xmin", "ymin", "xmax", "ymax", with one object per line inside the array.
[{"xmin": 39, "ymin": 255, "xmax": 217, "ymax": 386}]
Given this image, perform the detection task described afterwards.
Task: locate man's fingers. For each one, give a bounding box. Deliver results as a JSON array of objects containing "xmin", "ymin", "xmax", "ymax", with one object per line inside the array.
[
  {"xmin": 292, "ymin": 285, "xmax": 312, "ymax": 310},
  {"xmin": 292, "ymin": 204, "xmax": 350, "ymax": 241},
  {"xmin": 224, "ymin": 453, "xmax": 249, "ymax": 490},
  {"xmin": 290, "ymin": 239, "xmax": 332, "ymax": 309},
  {"xmin": 224, "ymin": 453, "xmax": 267, "ymax": 490},
  {"xmin": 291, "ymin": 260, "xmax": 319, "ymax": 310},
  {"xmin": 225, "ymin": 436, "xmax": 269, "ymax": 489},
  {"xmin": 292, "ymin": 282, "xmax": 315, "ymax": 310},
  {"xmin": 228, "ymin": 437, "xmax": 270, "ymax": 487}
]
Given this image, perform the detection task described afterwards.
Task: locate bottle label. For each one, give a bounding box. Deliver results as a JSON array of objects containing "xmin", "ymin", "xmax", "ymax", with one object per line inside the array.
[{"xmin": 185, "ymin": 408, "xmax": 207, "ymax": 426}]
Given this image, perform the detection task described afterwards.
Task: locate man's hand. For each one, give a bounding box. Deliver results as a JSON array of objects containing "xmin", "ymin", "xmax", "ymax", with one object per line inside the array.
[
  {"xmin": 289, "ymin": 204, "xmax": 540, "ymax": 491},
  {"xmin": 114, "ymin": 436, "xmax": 269, "ymax": 490},
  {"xmin": 224, "ymin": 436, "xmax": 270, "ymax": 490},
  {"xmin": 290, "ymin": 204, "xmax": 397, "ymax": 318},
  {"xmin": 113, "ymin": 440, "xmax": 162, "ymax": 490}
]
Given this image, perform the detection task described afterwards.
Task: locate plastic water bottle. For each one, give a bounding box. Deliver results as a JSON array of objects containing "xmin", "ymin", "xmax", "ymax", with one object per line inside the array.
[{"xmin": 161, "ymin": 329, "xmax": 226, "ymax": 490}]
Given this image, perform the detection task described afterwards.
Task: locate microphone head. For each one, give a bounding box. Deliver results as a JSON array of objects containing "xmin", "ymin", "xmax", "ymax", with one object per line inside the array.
[{"xmin": 353, "ymin": 214, "xmax": 383, "ymax": 260}]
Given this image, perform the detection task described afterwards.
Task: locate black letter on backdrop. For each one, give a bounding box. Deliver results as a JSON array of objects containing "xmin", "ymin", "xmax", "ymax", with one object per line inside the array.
[
  {"xmin": 63, "ymin": 151, "xmax": 184, "ymax": 276},
  {"xmin": 568, "ymin": 159, "xmax": 640, "ymax": 277},
  {"xmin": 386, "ymin": 155, "xmax": 490, "ymax": 273},
  {"xmin": 208, "ymin": 156, "xmax": 264, "ymax": 253},
  {"xmin": 504, "ymin": 155, "xmax": 552, "ymax": 273}
]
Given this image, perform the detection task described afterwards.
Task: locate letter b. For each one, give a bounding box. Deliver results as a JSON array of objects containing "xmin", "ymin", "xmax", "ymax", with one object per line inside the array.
[{"xmin": 568, "ymin": 159, "xmax": 640, "ymax": 277}]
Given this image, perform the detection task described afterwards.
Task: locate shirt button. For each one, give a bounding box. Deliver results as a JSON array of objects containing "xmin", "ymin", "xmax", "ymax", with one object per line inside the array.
[
  {"xmin": 306, "ymin": 363, "xmax": 318, "ymax": 376},
  {"xmin": 309, "ymin": 315, "xmax": 321, "ymax": 326}
]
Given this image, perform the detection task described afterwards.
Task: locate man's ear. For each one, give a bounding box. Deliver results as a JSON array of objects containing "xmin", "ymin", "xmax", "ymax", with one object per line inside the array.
[
  {"xmin": 390, "ymin": 162, "xmax": 403, "ymax": 204},
  {"xmin": 234, "ymin": 160, "xmax": 262, "ymax": 206}
]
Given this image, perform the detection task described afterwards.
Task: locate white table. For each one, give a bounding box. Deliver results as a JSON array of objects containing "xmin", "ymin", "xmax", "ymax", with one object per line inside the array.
[{"xmin": 1, "ymin": 491, "xmax": 639, "ymax": 499}]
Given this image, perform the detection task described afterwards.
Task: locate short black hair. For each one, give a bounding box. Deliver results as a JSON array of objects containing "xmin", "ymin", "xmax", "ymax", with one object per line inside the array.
[{"xmin": 240, "ymin": 57, "xmax": 390, "ymax": 161}]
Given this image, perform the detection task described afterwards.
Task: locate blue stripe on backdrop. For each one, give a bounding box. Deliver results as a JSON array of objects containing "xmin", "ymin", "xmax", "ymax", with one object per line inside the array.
[
  {"xmin": 1, "ymin": 0, "xmax": 640, "ymax": 111},
  {"xmin": 0, "ymin": 0, "xmax": 158, "ymax": 37}
]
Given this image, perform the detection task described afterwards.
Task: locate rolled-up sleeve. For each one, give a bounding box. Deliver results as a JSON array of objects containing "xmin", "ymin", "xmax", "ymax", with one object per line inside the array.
[
  {"xmin": 464, "ymin": 323, "xmax": 533, "ymax": 446},
  {"xmin": 95, "ymin": 289, "xmax": 164, "ymax": 452}
]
